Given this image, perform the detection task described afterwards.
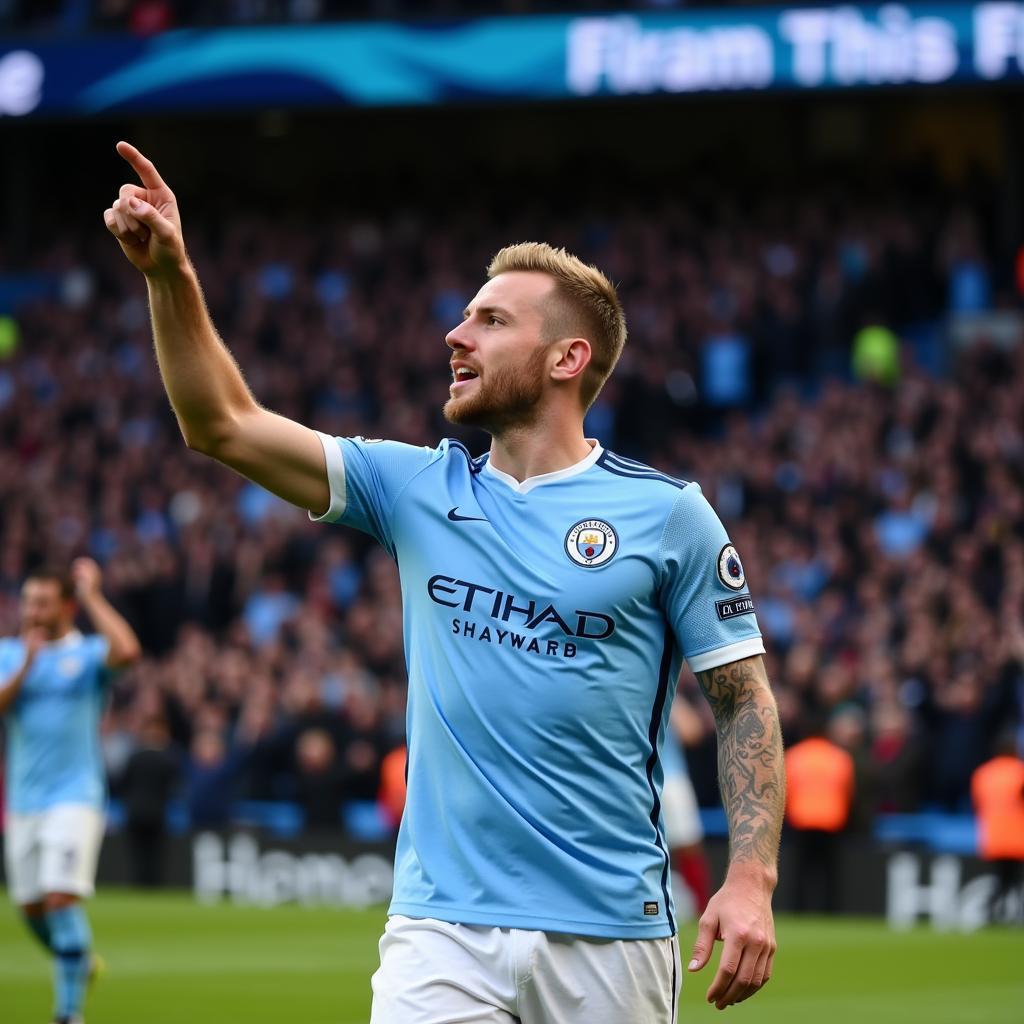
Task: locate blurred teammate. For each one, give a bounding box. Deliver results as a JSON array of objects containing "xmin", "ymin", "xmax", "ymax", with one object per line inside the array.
[
  {"xmin": 0, "ymin": 561, "xmax": 141, "ymax": 1024},
  {"xmin": 662, "ymin": 695, "xmax": 712, "ymax": 916},
  {"xmin": 105, "ymin": 142, "xmax": 784, "ymax": 1021}
]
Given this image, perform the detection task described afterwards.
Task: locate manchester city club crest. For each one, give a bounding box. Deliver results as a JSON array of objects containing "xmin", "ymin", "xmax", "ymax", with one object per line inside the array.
[
  {"xmin": 565, "ymin": 519, "xmax": 618, "ymax": 568},
  {"xmin": 717, "ymin": 543, "xmax": 746, "ymax": 590},
  {"xmin": 59, "ymin": 656, "xmax": 83, "ymax": 678}
]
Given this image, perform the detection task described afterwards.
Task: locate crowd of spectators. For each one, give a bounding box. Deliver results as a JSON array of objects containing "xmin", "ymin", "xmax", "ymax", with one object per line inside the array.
[
  {"xmin": 0, "ymin": 171, "xmax": 1021, "ymax": 841},
  {"xmin": 2, "ymin": 0, "xmax": 798, "ymax": 36}
]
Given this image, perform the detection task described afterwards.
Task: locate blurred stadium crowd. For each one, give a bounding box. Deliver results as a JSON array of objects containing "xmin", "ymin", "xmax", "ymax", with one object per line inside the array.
[
  {"xmin": 0, "ymin": 171, "xmax": 1022, "ymax": 840},
  {"xmin": 3, "ymin": 0, "xmax": 779, "ymax": 34}
]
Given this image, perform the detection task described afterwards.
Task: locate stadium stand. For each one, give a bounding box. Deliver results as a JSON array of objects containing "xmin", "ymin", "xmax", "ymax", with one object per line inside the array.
[
  {"xmin": 1, "ymin": 1, "xmax": 787, "ymax": 35},
  {"xmin": 0, "ymin": 164, "xmax": 1020, "ymax": 839}
]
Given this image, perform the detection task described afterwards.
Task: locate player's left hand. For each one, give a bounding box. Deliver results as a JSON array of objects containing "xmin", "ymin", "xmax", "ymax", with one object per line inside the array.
[
  {"xmin": 22, "ymin": 627, "xmax": 49, "ymax": 661},
  {"xmin": 688, "ymin": 872, "xmax": 776, "ymax": 1009},
  {"xmin": 70, "ymin": 558, "xmax": 103, "ymax": 599}
]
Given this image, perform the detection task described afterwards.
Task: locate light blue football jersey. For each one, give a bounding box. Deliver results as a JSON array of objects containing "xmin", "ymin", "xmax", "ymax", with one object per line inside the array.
[
  {"xmin": 1, "ymin": 631, "xmax": 111, "ymax": 813},
  {"xmin": 312, "ymin": 435, "xmax": 764, "ymax": 938},
  {"xmin": 662, "ymin": 722, "xmax": 690, "ymax": 782}
]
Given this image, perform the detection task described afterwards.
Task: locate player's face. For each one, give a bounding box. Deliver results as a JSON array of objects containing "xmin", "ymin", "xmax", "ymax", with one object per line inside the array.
[
  {"xmin": 20, "ymin": 580, "xmax": 73, "ymax": 639},
  {"xmin": 443, "ymin": 272, "xmax": 556, "ymax": 432}
]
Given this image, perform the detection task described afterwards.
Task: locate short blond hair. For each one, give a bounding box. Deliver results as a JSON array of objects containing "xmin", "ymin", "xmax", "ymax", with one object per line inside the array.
[{"xmin": 487, "ymin": 242, "xmax": 626, "ymax": 410}]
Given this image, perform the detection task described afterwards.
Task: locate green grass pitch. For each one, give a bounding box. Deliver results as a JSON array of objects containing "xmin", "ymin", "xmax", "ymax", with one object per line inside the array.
[{"xmin": 1, "ymin": 890, "xmax": 1021, "ymax": 1023}]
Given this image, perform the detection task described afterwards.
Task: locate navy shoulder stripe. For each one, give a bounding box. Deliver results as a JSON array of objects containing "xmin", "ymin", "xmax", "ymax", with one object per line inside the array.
[
  {"xmin": 605, "ymin": 451, "xmax": 662, "ymax": 471},
  {"xmin": 446, "ymin": 438, "xmax": 485, "ymax": 473},
  {"xmin": 605, "ymin": 451, "xmax": 689, "ymax": 480},
  {"xmin": 597, "ymin": 451, "xmax": 689, "ymax": 490},
  {"xmin": 603, "ymin": 451, "xmax": 689, "ymax": 486}
]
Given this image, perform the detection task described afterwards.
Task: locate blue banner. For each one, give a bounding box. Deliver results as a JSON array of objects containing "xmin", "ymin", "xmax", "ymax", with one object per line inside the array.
[{"xmin": 2, "ymin": 3, "xmax": 1024, "ymax": 117}]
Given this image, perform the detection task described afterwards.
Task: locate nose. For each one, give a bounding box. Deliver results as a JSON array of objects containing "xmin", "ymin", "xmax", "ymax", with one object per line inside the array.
[{"xmin": 445, "ymin": 319, "xmax": 474, "ymax": 352}]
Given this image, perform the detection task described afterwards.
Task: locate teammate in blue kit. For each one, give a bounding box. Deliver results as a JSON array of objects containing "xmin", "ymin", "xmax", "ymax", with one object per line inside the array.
[
  {"xmin": 662, "ymin": 696, "xmax": 714, "ymax": 918},
  {"xmin": 1, "ymin": 560, "xmax": 141, "ymax": 1024},
  {"xmin": 106, "ymin": 142, "xmax": 785, "ymax": 1021}
]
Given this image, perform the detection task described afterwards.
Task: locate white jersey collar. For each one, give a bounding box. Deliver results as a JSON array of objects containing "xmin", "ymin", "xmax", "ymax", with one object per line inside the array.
[
  {"xmin": 482, "ymin": 440, "xmax": 603, "ymax": 495},
  {"xmin": 47, "ymin": 629, "xmax": 83, "ymax": 648}
]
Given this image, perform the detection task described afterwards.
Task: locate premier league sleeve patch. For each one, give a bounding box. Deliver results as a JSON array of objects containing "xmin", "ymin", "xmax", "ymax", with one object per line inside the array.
[
  {"xmin": 565, "ymin": 519, "xmax": 618, "ymax": 568},
  {"xmin": 717, "ymin": 543, "xmax": 746, "ymax": 590}
]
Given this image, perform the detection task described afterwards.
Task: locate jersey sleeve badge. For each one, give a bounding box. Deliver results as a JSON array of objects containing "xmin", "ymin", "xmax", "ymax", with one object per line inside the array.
[{"xmin": 717, "ymin": 543, "xmax": 746, "ymax": 590}]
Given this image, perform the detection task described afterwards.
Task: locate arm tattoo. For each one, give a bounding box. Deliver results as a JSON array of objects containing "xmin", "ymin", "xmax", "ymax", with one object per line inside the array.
[{"xmin": 695, "ymin": 656, "xmax": 785, "ymax": 870}]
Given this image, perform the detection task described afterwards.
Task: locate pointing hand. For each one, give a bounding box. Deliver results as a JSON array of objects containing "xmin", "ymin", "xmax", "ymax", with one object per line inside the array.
[{"xmin": 103, "ymin": 142, "xmax": 187, "ymax": 278}]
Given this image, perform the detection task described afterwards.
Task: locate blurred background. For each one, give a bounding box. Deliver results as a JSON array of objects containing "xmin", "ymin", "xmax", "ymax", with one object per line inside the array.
[{"xmin": 1, "ymin": 0, "xmax": 1023, "ymax": 965}]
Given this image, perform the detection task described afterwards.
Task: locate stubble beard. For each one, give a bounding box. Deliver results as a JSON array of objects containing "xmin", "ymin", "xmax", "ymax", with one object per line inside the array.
[
  {"xmin": 443, "ymin": 345, "xmax": 548, "ymax": 434},
  {"xmin": 23, "ymin": 619, "xmax": 62, "ymax": 640}
]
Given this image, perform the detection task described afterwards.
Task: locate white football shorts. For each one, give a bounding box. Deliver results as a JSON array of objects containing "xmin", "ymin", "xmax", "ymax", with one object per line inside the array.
[
  {"xmin": 4, "ymin": 804, "xmax": 105, "ymax": 904},
  {"xmin": 370, "ymin": 914, "xmax": 681, "ymax": 1024},
  {"xmin": 662, "ymin": 773, "xmax": 704, "ymax": 849}
]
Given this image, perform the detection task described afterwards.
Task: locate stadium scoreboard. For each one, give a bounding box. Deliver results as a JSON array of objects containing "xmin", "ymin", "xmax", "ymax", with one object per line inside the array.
[{"xmin": 3, "ymin": 3, "xmax": 1024, "ymax": 119}]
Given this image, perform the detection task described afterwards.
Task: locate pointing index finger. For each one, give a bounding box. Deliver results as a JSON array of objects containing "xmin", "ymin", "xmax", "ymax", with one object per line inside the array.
[{"xmin": 116, "ymin": 140, "xmax": 167, "ymax": 191}]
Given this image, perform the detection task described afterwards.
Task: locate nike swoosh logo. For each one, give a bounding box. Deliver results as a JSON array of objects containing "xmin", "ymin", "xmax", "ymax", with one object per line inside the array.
[{"xmin": 447, "ymin": 506, "xmax": 487, "ymax": 523}]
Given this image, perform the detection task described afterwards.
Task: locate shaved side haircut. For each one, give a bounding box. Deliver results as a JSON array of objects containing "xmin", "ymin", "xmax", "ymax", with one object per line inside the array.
[{"xmin": 488, "ymin": 243, "xmax": 627, "ymax": 410}]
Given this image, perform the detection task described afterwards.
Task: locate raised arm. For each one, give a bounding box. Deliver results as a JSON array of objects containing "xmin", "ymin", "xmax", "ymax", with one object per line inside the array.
[
  {"xmin": 688, "ymin": 653, "xmax": 784, "ymax": 1010},
  {"xmin": 71, "ymin": 559, "xmax": 142, "ymax": 669},
  {"xmin": 103, "ymin": 142, "xmax": 330, "ymax": 517}
]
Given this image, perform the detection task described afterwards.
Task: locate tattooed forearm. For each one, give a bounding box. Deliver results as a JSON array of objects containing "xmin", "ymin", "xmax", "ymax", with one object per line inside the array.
[{"xmin": 695, "ymin": 655, "xmax": 785, "ymax": 873}]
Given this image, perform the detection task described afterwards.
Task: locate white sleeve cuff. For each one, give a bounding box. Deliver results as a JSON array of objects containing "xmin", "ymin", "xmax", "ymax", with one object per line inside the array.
[
  {"xmin": 308, "ymin": 431, "xmax": 347, "ymax": 523},
  {"xmin": 686, "ymin": 637, "xmax": 766, "ymax": 673}
]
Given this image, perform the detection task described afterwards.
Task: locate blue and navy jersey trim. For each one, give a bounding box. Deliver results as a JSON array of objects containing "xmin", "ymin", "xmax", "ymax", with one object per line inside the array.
[
  {"xmin": 597, "ymin": 450, "xmax": 689, "ymax": 490},
  {"xmin": 447, "ymin": 439, "xmax": 486, "ymax": 474},
  {"xmin": 646, "ymin": 625, "xmax": 677, "ymax": 936}
]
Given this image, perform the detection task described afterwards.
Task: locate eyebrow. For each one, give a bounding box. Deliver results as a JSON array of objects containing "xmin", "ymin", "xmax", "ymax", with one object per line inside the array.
[{"xmin": 463, "ymin": 305, "xmax": 515, "ymax": 322}]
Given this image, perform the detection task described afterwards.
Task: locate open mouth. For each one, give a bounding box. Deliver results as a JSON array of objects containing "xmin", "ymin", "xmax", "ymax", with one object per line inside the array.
[{"xmin": 451, "ymin": 367, "xmax": 480, "ymax": 391}]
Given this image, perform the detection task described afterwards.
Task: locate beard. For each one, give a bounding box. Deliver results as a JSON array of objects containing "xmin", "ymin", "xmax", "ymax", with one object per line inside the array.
[
  {"xmin": 443, "ymin": 344, "xmax": 548, "ymax": 433},
  {"xmin": 24, "ymin": 620, "xmax": 61, "ymax": 640}
]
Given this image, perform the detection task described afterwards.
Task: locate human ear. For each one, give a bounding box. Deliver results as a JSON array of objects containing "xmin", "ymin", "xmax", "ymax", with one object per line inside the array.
[{"xmin": 550, "ymin": 338, "xmax": 592, "ymax": 382}]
